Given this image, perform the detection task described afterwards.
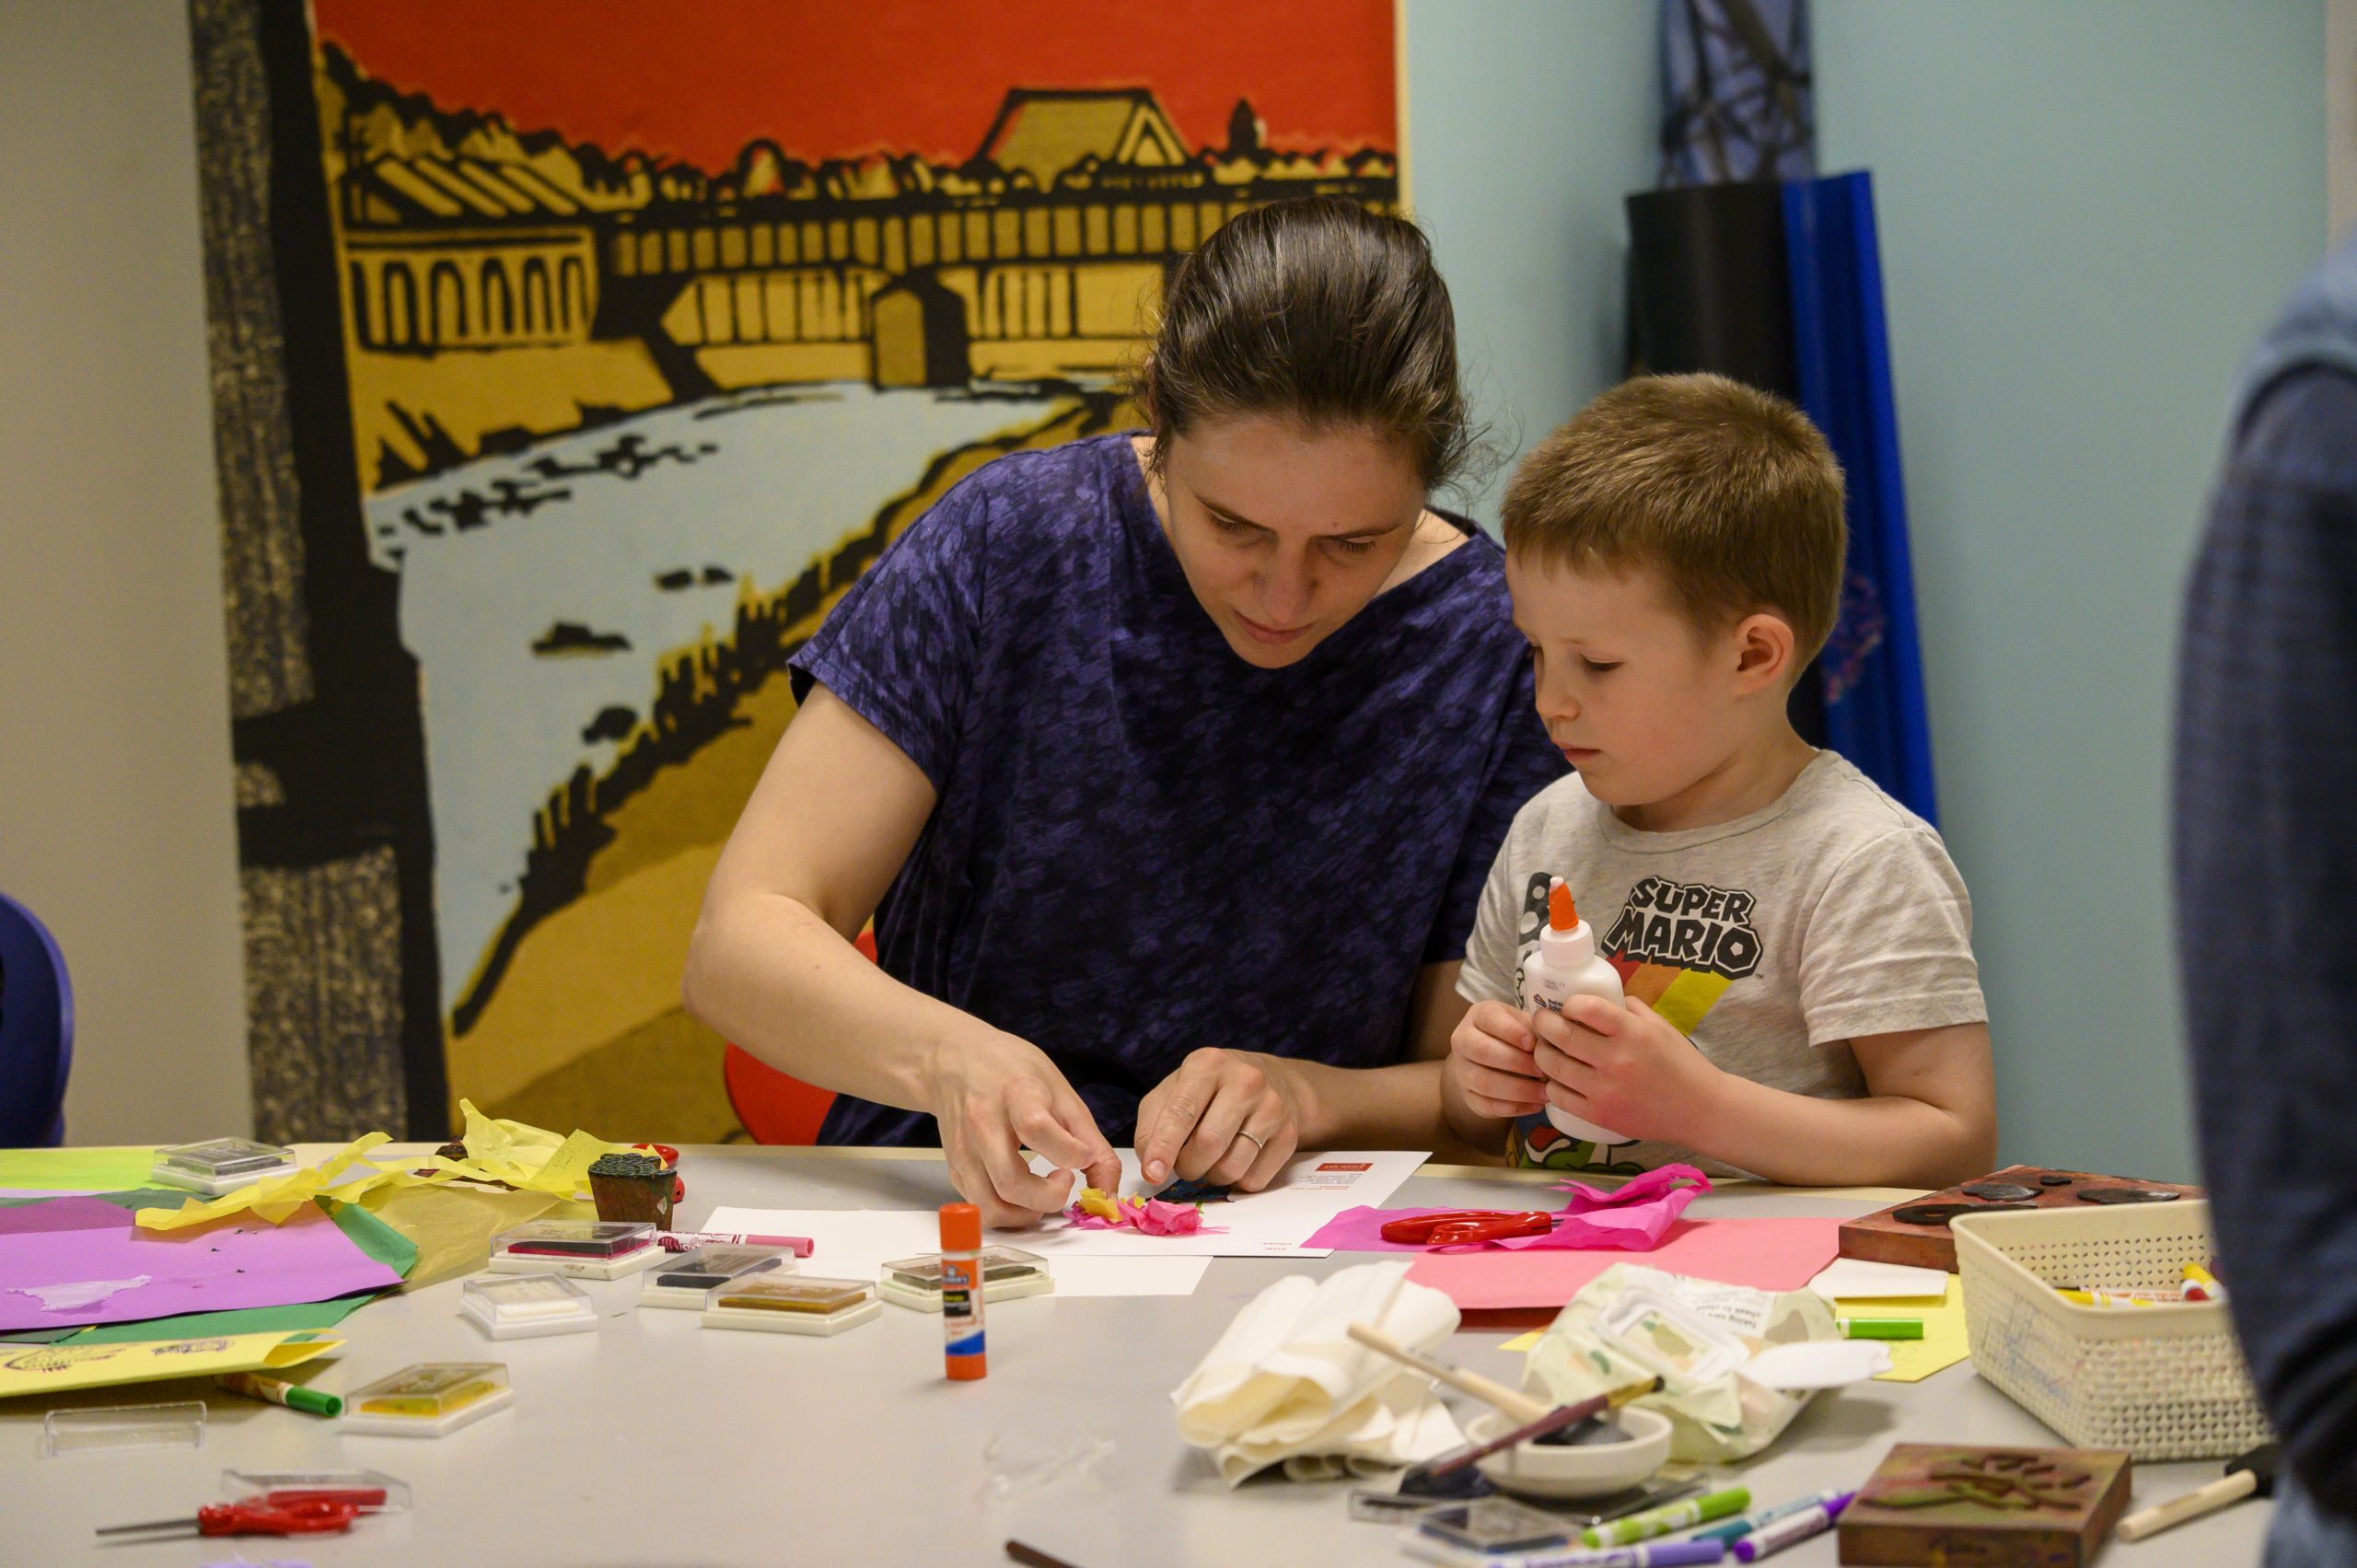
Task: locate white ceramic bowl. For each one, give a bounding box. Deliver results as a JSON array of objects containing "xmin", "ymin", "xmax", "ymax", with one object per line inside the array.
[{"xmin": 1466, "ymin": 1405, "xmax": 1675, "ymax": 1500}]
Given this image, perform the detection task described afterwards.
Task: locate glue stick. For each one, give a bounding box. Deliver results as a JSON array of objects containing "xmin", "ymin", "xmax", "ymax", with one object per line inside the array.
[
  {"xmin": 1522, "ymin": 877, "xmax": 1630, "ymax": 1146},
  {"xmin": 940, "ymin": 1202, "xmax": 986, "ymax": 1380}
]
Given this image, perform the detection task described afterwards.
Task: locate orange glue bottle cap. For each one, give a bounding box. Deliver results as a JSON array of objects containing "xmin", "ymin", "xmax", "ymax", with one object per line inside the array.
[
  {"xmin": 940, "ymin": 1202, "xmax": 981, "ymax": 1251},
  {"xmin": 1549, "ymin": 879, "xmax": 1577, "ymax": 933}
]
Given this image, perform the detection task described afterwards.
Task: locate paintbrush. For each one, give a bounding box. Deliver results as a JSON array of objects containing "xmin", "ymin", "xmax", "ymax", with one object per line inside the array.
[
  {"xmin": 1419, "ymin": 1375, "xmax": 1668, "ymax": 1479},
  {"xmin": 2115, "ymin": 1443, "xmax": 2279, "ymax": 1542}
]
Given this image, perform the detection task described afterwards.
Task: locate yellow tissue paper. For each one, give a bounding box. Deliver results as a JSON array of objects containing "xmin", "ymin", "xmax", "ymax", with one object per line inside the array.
[
  {"xmin": 134, "ymin": 1132, "xmax": 431, "ymax": 1230},
  {"xmin": 0, "ymin": 1330, "xmax": 341, "ymax": 1399},
  {"xmin": 359, "ymin": 1183, "xmax": 564, "ymax": 1292},
  {"xmin": 134, "ymin": 1102, "xmax": 633, "ymax": 1231}
]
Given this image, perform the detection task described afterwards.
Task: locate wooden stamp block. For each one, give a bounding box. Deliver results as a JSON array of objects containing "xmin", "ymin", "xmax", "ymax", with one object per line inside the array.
[
  {"xmin": 1839, "ymin": 1443, "xmax": 2132, "ymax": 1567},
  {"xmin": 1837, "ymin": 1165, "xmax": 2205, "ymax": 1272}
]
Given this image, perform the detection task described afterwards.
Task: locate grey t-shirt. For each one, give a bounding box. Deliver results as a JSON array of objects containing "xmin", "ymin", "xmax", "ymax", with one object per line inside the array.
[{"xmin": 1458, "ymin": 751, "xmax": 1988, "ymax": 1178}]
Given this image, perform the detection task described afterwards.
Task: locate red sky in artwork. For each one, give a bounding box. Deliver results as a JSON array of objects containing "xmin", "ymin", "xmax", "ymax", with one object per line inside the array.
[{"xmin": 310, "ymin": 0, "xmax": 1396, "ymax": 174}]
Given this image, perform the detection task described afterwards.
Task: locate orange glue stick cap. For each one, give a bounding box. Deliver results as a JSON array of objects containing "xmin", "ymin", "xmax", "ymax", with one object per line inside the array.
[
  {"xmin": 1549, "ymin": 880, "xmax": 1577, "ymax": 932},
  {"xmin": 940, "ymin": 1202, "xmax": 981, "ymax": 1250}
]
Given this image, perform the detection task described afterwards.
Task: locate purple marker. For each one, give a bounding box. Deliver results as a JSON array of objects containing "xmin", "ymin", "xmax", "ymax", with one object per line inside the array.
[
  {"xmin": 1732, "ymin": 1491, "xmax": 1855, "ymax": 1562},
  {"xmin": 1407, "ymin": 1541, "xmax": 1728, "ymax": 1568}
]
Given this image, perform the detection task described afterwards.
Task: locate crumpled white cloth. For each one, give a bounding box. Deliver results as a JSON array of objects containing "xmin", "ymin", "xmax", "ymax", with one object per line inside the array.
[{"xmin": 1171, "ymin": 1260, "xmax": 1466, "ymax": 1485}]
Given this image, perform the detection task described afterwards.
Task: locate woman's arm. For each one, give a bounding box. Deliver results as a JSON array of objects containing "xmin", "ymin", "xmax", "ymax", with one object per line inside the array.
[{"xmin": 682, "ymin": 685, "xmax": 1120, "ymax": 1225}]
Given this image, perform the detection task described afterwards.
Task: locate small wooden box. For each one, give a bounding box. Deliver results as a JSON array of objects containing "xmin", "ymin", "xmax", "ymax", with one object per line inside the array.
[
  {"xmin": 1838, "ymin": 1165, "xmax": 2204, "ymax": 1272},
  {"xmin": 1839, "ymin": 1443, "xmax": 2132, "ymax": 1567}
]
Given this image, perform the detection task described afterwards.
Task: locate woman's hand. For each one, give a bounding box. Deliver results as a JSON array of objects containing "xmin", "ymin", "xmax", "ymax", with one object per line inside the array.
[
  {"xmin": 1136, "ymin": 1048, "xmax": 1305, "ymax": 1191},
  {"xmin": 923, "ymin": 1028, "xmax": 1121, "ymax": 1228},
  {"xmin": 1444, "ymin": 1000, "xmax": 1549, "ymax": 1121}
]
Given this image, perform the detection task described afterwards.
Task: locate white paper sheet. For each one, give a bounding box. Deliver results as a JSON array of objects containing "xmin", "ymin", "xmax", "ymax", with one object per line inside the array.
[
  {"xmin": 1016, "ymin": 1147, "xmax": 1432, "ymax": 1259},
  {"xmin": 1805, "ymin": 1256, "xmax": 1950, "ymax": 1301},
  {"xmin": 701, "ymin": 1205, "xmax": 1214, "ymax": 1297}
]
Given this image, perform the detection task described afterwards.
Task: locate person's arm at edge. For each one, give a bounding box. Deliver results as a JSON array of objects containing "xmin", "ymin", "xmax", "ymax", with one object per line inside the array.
[{"xmin": 2178, "ymin": 368, "xmax": 2357, "ymax": 1520}]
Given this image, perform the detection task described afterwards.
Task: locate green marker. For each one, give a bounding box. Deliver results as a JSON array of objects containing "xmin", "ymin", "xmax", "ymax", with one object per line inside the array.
[
  {"xmin": 1840, "ymin": 1317, "xmax": 1925, "ymax": 1341},
  {"xmin": 1583, "ymin": 1484, "xmax": 1750, "ymax": 1548},
  {"xmin": 216, "ymin": 1370, "xmax": 343, "ymax": 1417}
]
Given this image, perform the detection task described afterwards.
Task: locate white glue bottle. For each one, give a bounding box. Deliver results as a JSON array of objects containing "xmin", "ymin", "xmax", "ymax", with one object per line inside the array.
[{"xmin": 1521, "ymin": 877, "xmax": 1629, "ymax": 1146}]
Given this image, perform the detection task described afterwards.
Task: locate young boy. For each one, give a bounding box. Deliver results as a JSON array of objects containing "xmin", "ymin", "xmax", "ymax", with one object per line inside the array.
[{"xmin": 1444, "ymin": 374, "xmax": 1996, "ymax": 1188}]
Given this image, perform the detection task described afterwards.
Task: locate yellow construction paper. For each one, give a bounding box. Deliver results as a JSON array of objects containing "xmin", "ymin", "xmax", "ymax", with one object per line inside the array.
[
  {"xmin": 1839, "ymin": 1275, "xmax": 1968, "ymax": 1383},
  {"xmin": 0, "ymin": 1330, "xmax": 341, "ymax": 1399},
  {"xmin": 134, "ymin": 1104, "xmax": 632, "ymax": 1231},
  {"xmin": 1501, "ymin": 1278, "xmax": 1968, "ymax": 1379}
]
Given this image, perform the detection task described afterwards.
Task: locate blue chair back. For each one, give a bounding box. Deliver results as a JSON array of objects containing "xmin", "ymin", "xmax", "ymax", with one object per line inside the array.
[{"xmin": 0, "ymin": 892, "xmax": 74, "ymax": 1146}]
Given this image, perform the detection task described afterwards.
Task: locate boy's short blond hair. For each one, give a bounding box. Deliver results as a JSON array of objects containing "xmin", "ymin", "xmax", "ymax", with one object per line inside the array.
[{"xmin": 1502, "ymin": 373, "xmax": 1847, "ymax": 661}]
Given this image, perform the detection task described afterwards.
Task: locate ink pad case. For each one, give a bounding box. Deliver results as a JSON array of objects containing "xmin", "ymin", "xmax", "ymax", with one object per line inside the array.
[
  {"xmin": 878, "ymin": 1245, "xmax": 1052, "ymax": 1312},
  {"xmin": 488, "ymin": 1219, "xmax": 661, "ymax": 1280},
  {"xmin": 461, "ymin": 1273, "xmax": 599, "ymax": 1339},
  {"xmin": 149, "ymin": 1137, "xmax": 297, "ymax": 1196},
  {"xmin": 702, "ymin": 1274, "xmax": 881, "ymax": 1336},
  {"xmin": 1413, "ymin": 1497, "xmax": 1576, "ymax": 1554},
  {"xmin": 341, "ymin": 1363, "xmax": 513, "ymax": 1437},
  {"xmin": 639, "ymin": 1243, "xmax": 794, "ymax": 1309},
  {"xmin": 219, "ymin": 1468, "xmax": 412, "ymax": 1514}
]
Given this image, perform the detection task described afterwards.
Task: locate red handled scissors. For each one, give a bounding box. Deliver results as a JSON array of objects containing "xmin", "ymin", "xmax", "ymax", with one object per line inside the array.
[
  {"xmin": 97, "ymin": 1487, "xmax": 381, "ymax": 1540},
  {"xmin": 1379, "ymin": 1209, "xmax": 1557, "ymax": 1247}
]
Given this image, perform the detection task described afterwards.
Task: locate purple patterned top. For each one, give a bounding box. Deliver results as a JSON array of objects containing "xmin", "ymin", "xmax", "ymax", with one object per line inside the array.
[{"xmin": 791, "ymin": 433, "xmax": 1563, "ymax": 1145}]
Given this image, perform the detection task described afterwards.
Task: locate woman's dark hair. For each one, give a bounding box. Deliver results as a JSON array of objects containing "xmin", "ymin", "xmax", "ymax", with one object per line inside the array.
[{"xmin": 1140, "ymin": 196, "xmax": 1475, "ymax": 493}]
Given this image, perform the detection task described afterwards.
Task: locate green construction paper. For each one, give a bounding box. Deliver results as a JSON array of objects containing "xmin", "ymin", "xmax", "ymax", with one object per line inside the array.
[
  {"xmin": 0, "ymin": 1327, "xmax": 84, "ymax": 1343},
  {"xmin": 0, "ymin": 1147, "xmax": 161, "ymax": 1191},
  {"xmin": 323, "ymin": 1197, "xmax": 419, "ymax": 1277},
  {"xmin": 65, "ymin": 1295, "xmax": 376, "ymax": 1343}
]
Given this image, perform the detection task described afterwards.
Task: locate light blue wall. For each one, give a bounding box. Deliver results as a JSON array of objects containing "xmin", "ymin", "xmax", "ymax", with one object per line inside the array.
[
  {"xmin": 1405, "ymin": 2, "xmax": 2326, "ymax": 1182},
  {"xmin": 1405, "ymin": 2, "xmax": 1657, "ymax": 522},
  {"xmin": 1813, "ymin": 2, "xmax": 2325, "ymax": 1181}
]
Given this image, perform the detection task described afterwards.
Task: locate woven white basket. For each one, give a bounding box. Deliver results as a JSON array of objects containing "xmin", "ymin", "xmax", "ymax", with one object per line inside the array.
[{"xmin": 1951, "ymin": 1200, "xmax": 2271, "ymax": 1461}]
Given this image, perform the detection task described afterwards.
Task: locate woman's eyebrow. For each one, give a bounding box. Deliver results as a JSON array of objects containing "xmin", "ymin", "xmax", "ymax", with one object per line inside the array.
[{"xmin": 1199, "ymin": 493, "xmax": 1411, "ymax": 540}]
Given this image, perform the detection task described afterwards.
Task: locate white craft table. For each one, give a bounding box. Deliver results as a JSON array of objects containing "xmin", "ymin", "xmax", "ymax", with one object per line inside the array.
[{"xmin": 0, "ymin": 1146, "xmax": 2271, "ymax": 1565}]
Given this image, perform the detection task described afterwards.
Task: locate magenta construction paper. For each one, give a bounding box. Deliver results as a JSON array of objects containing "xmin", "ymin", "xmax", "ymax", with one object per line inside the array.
[
  {"xmin": 1300, "ymin": 1164, "xmax": 1711, "ymax": 1253},
  {"xmin": 0, "ymin": 1196, "xmax": 400, "ymax": 1330}
]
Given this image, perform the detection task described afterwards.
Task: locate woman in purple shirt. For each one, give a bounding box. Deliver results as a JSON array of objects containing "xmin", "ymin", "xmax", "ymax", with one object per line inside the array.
[{"xmin": 684, "ymin": 198, "xmax": 1562, "ymax": 1225}]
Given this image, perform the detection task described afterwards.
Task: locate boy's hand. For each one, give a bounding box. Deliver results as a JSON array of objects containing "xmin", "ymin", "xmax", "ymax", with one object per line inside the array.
[
  {"xmin": 1530, "ymin": 995, "xmax": 1728, "ymax": 1144},
  {"xmin": 1446, "ymin": 1000, "xmax": 1550, "ymax": 1121}
]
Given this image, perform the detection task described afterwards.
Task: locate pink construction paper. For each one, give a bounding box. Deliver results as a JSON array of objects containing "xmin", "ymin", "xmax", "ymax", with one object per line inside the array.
[
  {"xmin": 1403, "ymin": 1217, "xmax": 1842, "ymax": 1311},
  {"xmin": 1302, "ymin": 1165, "xmax": 1710, "ymax": 1253},
  {"xmin": 0, "ymin": 1196, "xmax": 401, "ymax": 1331}
]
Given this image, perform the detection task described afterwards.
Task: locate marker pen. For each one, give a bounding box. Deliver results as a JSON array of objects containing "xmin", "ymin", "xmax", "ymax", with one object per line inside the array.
[
  {"xmin": 656, "ymin": 1230, "xmax": 814, "ymax": 1256},
  {"xmin": 1584, "ymin": 1486, "xmax": 1749, "ymax": 1548},
  {"xmin": 1731, "ymin": 1492, "xmax": 1853, "ymax": 1562},
  {"xmin": 1839, "ymin": 1318, "xmax": 1925, "ymax": 1340},
  {"xmin": 1406, "ymin": 1538, "xmax": 1727, "ymax": 1568},
  {"xmin": 941, "ymin": 1202, "xmax": 986, "ymax": 1380},
  {"xmin": 215, "ymin": 1371, "xmax": 341, "ymax": 1417},
  {"xmin": 1694, "ymin": 1487, "xmax": 1852, "ymax": 1544}
]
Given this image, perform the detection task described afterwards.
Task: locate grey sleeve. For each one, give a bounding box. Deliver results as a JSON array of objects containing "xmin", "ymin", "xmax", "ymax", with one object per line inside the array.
[
  {"xmin": 1456, "ymin": 826, "xmax": 1529, "ymax": 1009},
  {"xmin": 1797, "ymin": 828, "xmax": 1988, "ymax": 1044}
]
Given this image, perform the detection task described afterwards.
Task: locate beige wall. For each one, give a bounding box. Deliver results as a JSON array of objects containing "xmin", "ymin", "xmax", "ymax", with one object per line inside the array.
[{"xmin": 0, "ymin": 0, "xmax": 250, "ymax": 1142}]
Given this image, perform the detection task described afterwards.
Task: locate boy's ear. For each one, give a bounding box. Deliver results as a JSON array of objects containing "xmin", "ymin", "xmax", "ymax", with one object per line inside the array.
[{"xmin": 1729, "ymin": 610, "xmax": 1795, "ymax": 695}]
